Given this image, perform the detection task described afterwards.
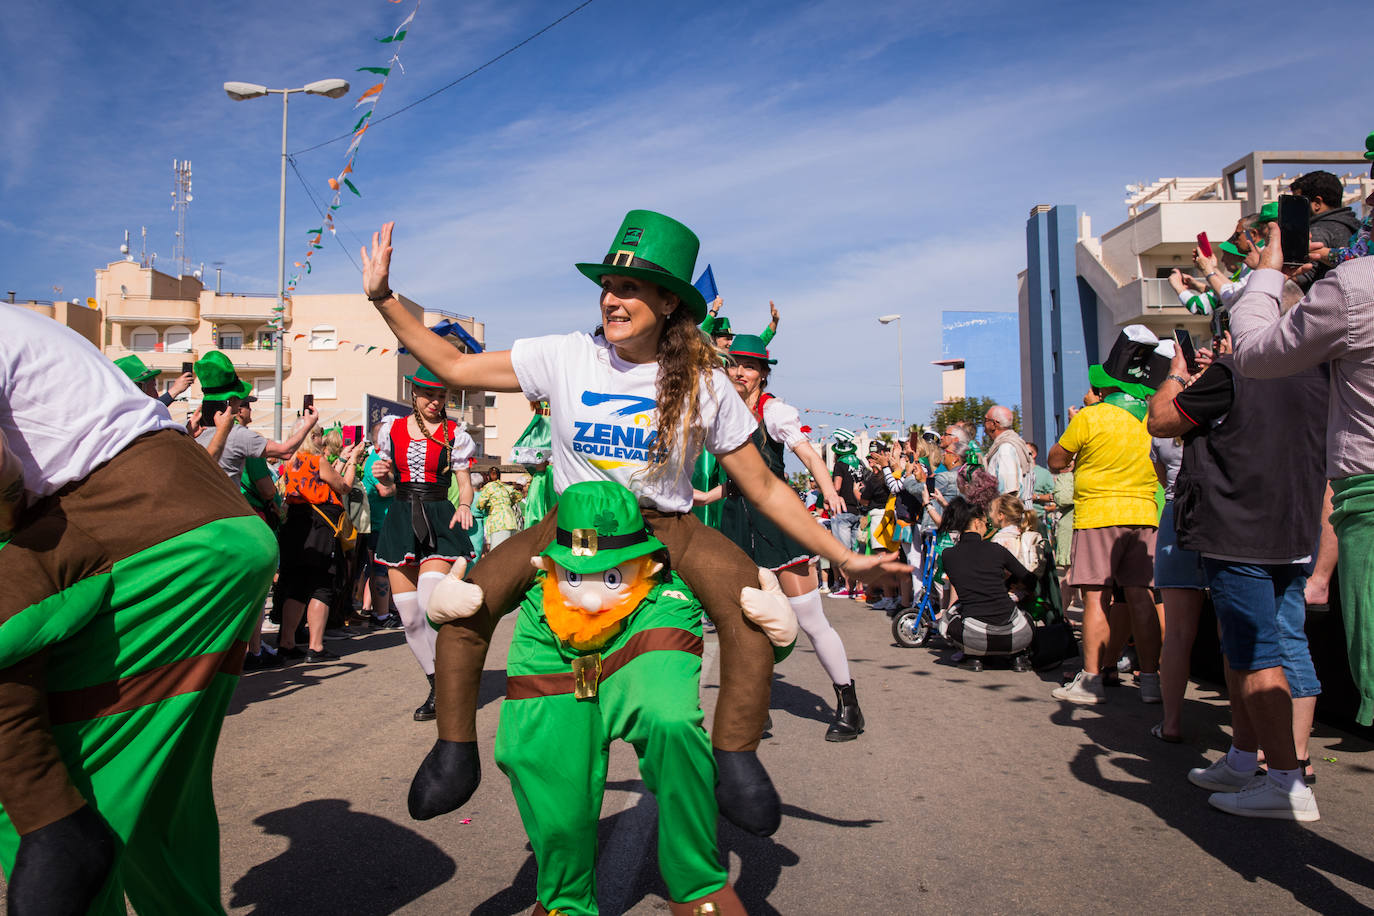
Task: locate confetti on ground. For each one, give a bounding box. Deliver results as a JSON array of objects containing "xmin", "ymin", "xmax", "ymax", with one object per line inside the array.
[
  {"xmin": 460, "ymin": 818, "xmax": 472, "ymax": 825},
  {"xmin": 1323, "ymin": 757, "xmax": 1338, "ymax": 763}
]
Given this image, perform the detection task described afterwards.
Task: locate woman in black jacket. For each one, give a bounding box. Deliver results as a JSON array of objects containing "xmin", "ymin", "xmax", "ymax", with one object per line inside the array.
[{"xmin": 937, "ymin": 497, "xmax": 1037, "ymax": 672}]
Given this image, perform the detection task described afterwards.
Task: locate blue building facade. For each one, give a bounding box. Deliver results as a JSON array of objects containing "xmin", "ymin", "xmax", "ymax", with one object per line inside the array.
[
  {"xmin": 1022, "ymin": 205, "xmax": 1096, "ymax": 451},
  {"xmin": 941, "ymin": 310, "xmax": 1020, "ymax": 411}
]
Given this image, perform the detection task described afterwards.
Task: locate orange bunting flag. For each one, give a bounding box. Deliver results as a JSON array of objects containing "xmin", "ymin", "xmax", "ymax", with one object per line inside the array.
[
  {"xmin": 342, "ymin": 161, "xmax": 354, "ymax": 175},
  {"xmin": 293, "ymin": 333, "xmax": 307, "ymax": 341},
  {"xmin": 328, "ymin": 178, "xmax": 339, "ymax": 190},
  {"xmin": 294, "ymin": 261, "xmax": 303, "ymax": 267},
  {"xmin": 380, "ymin": 348, "xmax": 389, "ymax": 355},
  {"xmin": 356, "ymin": 83, "xmax": 383, "ymax": 103}
]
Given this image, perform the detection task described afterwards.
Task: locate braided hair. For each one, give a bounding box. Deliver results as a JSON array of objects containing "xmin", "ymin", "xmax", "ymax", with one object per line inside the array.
[{"xmin": 411, "ymin": 388, "xmax": 453, "ymax": 475}]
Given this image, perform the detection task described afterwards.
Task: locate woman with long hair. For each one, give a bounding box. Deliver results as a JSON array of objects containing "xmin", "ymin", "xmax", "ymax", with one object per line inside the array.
[
  {"xmin": 709, "ymin": 334, "xmax": 864, "ymax": 741},
  {"xmin": 277, "ymin": 425, "xmax": 363, "ymax": 661},
  {"xmin": 361, "ymin": 214, "xmax": 903, "ymax": 912},
  {"xmin": 372, "ymin": 367, "xmax": 477, "ymax": 721},
  {"xmin": 937, "ymin": 496, "xmax": 1038, "ymax": 672}
]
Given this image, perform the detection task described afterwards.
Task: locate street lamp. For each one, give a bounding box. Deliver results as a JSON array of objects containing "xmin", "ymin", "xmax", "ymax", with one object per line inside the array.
[
  {"xmin": 224, "ymin": 77, "xmax": 350, "ymax": 438},
  {"xmin": 878, "ymin": 314, "xmax": 904, "ymax": 435}
]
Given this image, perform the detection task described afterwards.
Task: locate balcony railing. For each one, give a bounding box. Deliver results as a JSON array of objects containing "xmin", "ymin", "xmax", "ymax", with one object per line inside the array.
[
  {"xmin": 106, "ymin": 347, "xmax": 197, "ymax": 372},
  {"xmin": 200, "ymin": 293, "xmax": 290, "ymax": 323},
  {"xmin": 104, "ymin": 296, "xmax": 199, "ymax": 324},
  {"xmin": 217, "ymin": 344, "xmax": 291, "ymax": 372}
]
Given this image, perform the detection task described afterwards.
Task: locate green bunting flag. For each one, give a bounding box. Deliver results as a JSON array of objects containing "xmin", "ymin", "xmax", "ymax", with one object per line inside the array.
[
  {"xmin": 343, "ymin": 178, "xmax": 360, "ymax": 196},
  {"xmin": 351, "ymin": 112, "xmax": 371, "ymax": 132},
  {"xmin": 356, "ymin": 66, "xmax": 392, "ymax": 75},
  {"xmin": 306, "ymin": 227, "xmax": 321, "ymax": 235},
  {"xmin": 377, "ymin": 30, "xmax": 406, "ymax": 43}
]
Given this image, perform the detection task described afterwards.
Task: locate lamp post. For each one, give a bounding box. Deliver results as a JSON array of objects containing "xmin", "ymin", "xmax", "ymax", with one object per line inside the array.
[
  {"xmin": 224, "ymin": 78, "xmax": 350, "ymax": 438},
  {"xmin": 878, "ymin": 314, "xmax": 904, "ymax": 435}
]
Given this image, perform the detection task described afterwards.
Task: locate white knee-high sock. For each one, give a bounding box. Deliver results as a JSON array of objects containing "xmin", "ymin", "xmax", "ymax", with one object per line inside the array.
[
  {"xmin": 393, "ymin": 590, "xmax": 435, "ymax": 676},
  {"xmin": 789, "ymin": 589, "xmax": 852, "ymax": 686}
]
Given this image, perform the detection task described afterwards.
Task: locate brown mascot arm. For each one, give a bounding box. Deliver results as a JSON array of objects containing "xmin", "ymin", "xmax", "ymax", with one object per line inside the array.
[{"xmin": 0, "ymin": 652, "xmax": 87, "ymax": 834}]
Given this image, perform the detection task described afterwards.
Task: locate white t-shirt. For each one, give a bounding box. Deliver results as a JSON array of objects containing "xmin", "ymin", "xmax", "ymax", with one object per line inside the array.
[
  {"xmin": 1, "ymin": 303, "xmax": 186, "ymax": 496},
  {"xmin": 760, "ymin": 397, "xmax": 807, "ymax": 449},
  {"xmin": 510, "ymin": 331, "xmax": 755, "ymax": 513}
]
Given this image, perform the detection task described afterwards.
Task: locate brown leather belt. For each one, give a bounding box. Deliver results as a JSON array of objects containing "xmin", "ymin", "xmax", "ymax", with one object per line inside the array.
[
  {"xmin": 46, "ymin": 641, "xmax": 248, "ymax": 726},
  {"xmin": 506, "ymin": 627, "xmax": 702, "ymax": 700}
]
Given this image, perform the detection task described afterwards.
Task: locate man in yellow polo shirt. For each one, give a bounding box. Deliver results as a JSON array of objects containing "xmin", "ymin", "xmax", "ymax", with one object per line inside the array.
[{"xmin": 1049, "ymin": 327, "xmax": 1172, "ymax": 705}]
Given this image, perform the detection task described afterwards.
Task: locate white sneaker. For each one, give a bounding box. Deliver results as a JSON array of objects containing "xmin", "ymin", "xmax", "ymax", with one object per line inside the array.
[
  {"xmin": 1138, "ymin": 672, "xmax": 1162, "ymax": 704},
  {"xmin": 1208, "ymin": 779, "xmax": 1320, "ymax": 822},
  {"xmin": 1051, "ymin": 670, "xmax": 1106, "ymax": 704},
  {"xmin": 1188, "ymin": 757, "xmax": 1259, "ymax": 793}
]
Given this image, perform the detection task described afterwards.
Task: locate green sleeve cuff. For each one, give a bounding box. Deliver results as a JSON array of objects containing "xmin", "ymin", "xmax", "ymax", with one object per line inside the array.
[
  {"xmin": 772, "ymin": 637, "xmax": 795, "ymax": 664},
  {"xmin": 760, "ymin": 326, "xmax": 775, "ymax": 345}
]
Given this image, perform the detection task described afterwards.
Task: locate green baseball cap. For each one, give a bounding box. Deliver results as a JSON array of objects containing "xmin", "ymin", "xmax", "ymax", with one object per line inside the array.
[
  {"xmin": 1217, "ymin": 241, "xmax": 1244, "ymax": 259},
  {"xmin": 1254, "ymin": 201, "xmax": 1280, "ymax": 224},
  {"xmin": 194, "ymin": 351, "xmax": 252, "ymax": 401},
  {"xmin": 575, "ymin": 210, "xmax": 709, "ymax": 322},
  {"xmin": 114, "ymin": 354, "xmax": 160, "ymax": 385},
  {"xmin": 541, "ymin": 481, "xmax": 666, "ymax": 574},
  {"xmin": 727, "ymin": 334, "xmax": 776, "ymax": 365}
]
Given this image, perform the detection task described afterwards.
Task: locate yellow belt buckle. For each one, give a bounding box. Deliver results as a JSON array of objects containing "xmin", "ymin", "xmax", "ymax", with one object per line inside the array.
[{"xmin": 572, "ymin": 653, "xmax": 602, "ymax": 699}]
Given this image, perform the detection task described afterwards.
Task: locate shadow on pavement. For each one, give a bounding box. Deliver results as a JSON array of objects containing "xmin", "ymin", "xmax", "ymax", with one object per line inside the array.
[
  {"xmin": 769, "ymin": 674, "xmax": 832, "ymax": 726},
  {"xmin": 468, "ymin": 778, "xmax": 863, "ymax": 915},
  {"xmin": 229, "ymin": 798, "xmax": 455, "ymax": 915},
  {"xmin": 1054, "ymin": 702, "xmax": 1374, "ymax": 912}
]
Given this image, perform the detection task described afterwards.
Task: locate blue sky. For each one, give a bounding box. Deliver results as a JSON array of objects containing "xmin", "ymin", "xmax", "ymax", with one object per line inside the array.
[{"xmin": 1, "ymin": 0, "xmax": 1362, "ymax": 433}]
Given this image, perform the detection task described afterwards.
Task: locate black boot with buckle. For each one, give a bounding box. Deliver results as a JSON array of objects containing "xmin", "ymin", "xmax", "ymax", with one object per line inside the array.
[
  {"xmin": 414, "ymin": 674, "xmax": 437, "ymax": 722},
  {"xmin": 824, "ymin": 680, "xmax": 864, "ymax": 742}
]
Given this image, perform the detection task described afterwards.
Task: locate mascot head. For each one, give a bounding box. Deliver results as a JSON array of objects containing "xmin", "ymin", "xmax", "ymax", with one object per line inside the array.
[{"xmin": 531, "ymin": 480, "xmax": 668, "ymax": 650}]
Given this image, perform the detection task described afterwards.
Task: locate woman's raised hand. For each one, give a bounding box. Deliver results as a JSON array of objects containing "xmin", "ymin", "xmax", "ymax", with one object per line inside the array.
[{"xmin": 361, "ymin": 222, "xmax": 396, "ymax": 301}]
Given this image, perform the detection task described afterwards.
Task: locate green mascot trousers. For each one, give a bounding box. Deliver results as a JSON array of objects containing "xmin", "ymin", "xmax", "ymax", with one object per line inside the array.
[
  {"xmin": 0, "ymin": 431, "xmax": 278, "ymax": 914},
  {"xmin": 494, "ymin": 574, "xmax": 726, "ymax": 916}
]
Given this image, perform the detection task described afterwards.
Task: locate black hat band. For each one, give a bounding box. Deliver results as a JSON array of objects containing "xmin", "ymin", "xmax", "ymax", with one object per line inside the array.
[
  {"xmin": 602, "ymin": 252, "xmax": 670, "ymax": 275},
  {"xmin": 202, "ymin": 380, "xmax": 243, "ymax": 395},
  {"xmin": 555, "ymin": 528, "xmax": 648, "ymax": 551}
]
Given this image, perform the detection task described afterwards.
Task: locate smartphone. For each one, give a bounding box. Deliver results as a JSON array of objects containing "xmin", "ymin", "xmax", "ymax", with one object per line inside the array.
[
  {"xmin": 1278, "ymin": 194, "xmax": 1311, "ymax": 265},
  {"xmin": 1210, "ymin": 307, "xmax": 1231, "ymax": 346},
  {"xmin": 1173, "ymin": 329, "xmax": 1199, "ymax": 374},
  {"xmin": 343, "ymin": 424, "xmax": 362, "ymax": 447},
  {"xmin": 201, "ymin": 398, "xmax": 229, "ymax": 424},
  {"xmin": 1196, "ymin": 232, "xmax": 1213, "ymax": 258},
  {"xmin": 181, "ymin": 361, "xmax": 194, "ymax": 375},
  {"xmin": 302, "ymin": 393, "xmax": 315, "ymax": 411}
]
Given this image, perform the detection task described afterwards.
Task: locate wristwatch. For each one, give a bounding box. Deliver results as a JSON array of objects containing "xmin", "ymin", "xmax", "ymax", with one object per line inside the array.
[{"xmin": 1166, "ymin": 374, "xmax": 1189, "ymax": 386}]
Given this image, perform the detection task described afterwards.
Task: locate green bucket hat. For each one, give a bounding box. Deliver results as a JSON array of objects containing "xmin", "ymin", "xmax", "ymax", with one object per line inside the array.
[
  {"xmin": 194, "ymin": 351, "xmax": 252, "ymax": 401},
  {"xmin": 114, "ymin": 354, "xmax": 160, "ymax": 385},
  {"xmin": 541, "ymin": 481, "xmax": 666, "ymax": 574},
  {"xmin": 575, "ymin": 210, "xmax": 709, "ymax": 322},
  {"xmin": 407, "ymin": 366, "xmax": 446, "ymax": 390},
  {"xmin": 727, "ymin": 334, "xmax": 777, "ymax": 365}
]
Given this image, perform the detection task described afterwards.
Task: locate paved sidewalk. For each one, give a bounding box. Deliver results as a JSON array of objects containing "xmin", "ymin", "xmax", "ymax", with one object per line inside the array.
[{"xmin": 3, "ymin": 595, "xmax": 1372, "ymax": 914}]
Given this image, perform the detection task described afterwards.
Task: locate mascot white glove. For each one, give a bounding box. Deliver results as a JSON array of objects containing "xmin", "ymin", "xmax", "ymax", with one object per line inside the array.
[{"xmin": 739, "ymin": 567, "xmax": 798, "ymax": 647}]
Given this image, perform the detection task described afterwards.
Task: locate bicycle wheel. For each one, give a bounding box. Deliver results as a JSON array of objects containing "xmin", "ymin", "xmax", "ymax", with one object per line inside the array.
[{"xmin": 892, "ymin": 609, "xmax": 931, "ymax": 648}]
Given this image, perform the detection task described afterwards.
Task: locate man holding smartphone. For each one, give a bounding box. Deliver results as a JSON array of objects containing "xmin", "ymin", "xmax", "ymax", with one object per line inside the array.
[{"xmin": 192, "ymin": 350, "xmax": 317, "ymax": 479}]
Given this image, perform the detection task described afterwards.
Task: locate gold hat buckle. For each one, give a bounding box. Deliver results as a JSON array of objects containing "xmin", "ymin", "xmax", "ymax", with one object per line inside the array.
[{"xmin": 571, "ymin": 528, "xmax": 598, "ymax": 557}]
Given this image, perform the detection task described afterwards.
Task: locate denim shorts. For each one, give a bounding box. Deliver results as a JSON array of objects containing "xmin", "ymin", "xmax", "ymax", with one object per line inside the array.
[
  {"xmin": 1203, "ymin": 558, "xmax": 1321, "ymax": 698},
  {"xmin": 830, "ymin": 512, "xmax": 861, "ymax": 552},
  {"xmin": 1154, "ymin": 502, "xmax": 1206, "ymax": 590}
]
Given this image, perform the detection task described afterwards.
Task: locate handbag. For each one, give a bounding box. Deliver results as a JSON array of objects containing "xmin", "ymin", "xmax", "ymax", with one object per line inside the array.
[
  {"xmin": 1030, "ymin": 620, "xmax": 1078, "ymax": 671},
  {"xmin": 311, "ymin": 501, "xmax": 358, "ymax": 554}
]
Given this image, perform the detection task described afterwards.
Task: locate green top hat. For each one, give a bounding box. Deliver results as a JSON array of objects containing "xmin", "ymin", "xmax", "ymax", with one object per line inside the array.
[
  {"xmin": 705, "ymin": 315, "xmax": 732, "ymax": 337},
  {"xmin": 194, "ymin": 351, "xmax": 252, "ymax": 401},
  {"xmin": 542, "ymin": 481, "xmax": 666, "ymax": 574},
  {"xmin": 407, "ymin": 366, "xmax": 446, "ymax": 390},
  {"xmin": 114, "ymin": 354, "xmax": 160, "ymax": 385},
  {"xmin": 1365, "ymin": 130, "xmax": 1374, "ymax": 161},
  {"xmin": 576, "ymin": 210, "xmax": 709, "ymax": 322},
  {"xmin": 727, "ymin": 334, "xmax": 777, "ymax": 365}
]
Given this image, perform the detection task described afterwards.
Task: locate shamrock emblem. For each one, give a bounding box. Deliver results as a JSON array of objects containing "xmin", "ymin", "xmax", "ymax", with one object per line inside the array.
[{"xmin": 593, "ymin": 510, "xmax": 619, "ymax": 536}]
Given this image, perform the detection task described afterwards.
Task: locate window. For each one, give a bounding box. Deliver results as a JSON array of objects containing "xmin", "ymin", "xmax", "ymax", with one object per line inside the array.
[
  {"xmin": 256, "ymin": 329, "xmax": 275, "ymax": 350},
  {"xmin": 255, "ymin": 377, "xmax": 276, "ymax": 402},
  {"xmin": 309, "ymin": 325, "xmax": 337, "ymax": 350},
  {"xmin": 217, "ymin": 324, "xmax": 243, "ymax": 350},
  {"xmin": 309, "ymin": 377, "xmax": 337, "ymax": 400},
  {"xmin": 484, "ymin": 394, "xmax": 497, "ymax": 408},
  {"xmin": 130, "ymin": 326, "xmax": 158, "ymax": 352},
  {"xmin": 164, "ymin": 326, "xmax": 192, "ymax": 352}
]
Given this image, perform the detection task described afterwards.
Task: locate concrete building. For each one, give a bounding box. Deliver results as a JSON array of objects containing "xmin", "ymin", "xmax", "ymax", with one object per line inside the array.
[
  {"xmin": 10, "ymin": 292, "xmax": 103, "ymax": 348},
  {"xmin": 1018, "ymin": 150, "xmax": 1371, "ymax": 451},
  {"xmin": 86, "ymin": 257, "xmax": 500, "ymax": 454},
  {"xmin": 933, "ymin": 310, "xmax": 1019, "ymax": 409}
]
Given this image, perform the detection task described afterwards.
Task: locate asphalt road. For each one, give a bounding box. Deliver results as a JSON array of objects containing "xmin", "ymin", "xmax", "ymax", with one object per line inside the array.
[{"xmin": 5, "ymin": 595, "xmax": 1374, "ymax": 914}]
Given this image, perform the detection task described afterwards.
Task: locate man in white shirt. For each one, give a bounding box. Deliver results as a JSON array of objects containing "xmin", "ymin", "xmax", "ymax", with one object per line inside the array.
[{"xmin": 982, "ymin": 405, "xmax": 1032, "ymax": 500}]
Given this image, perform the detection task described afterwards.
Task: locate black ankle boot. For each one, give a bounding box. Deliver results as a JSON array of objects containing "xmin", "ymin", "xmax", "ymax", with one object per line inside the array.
[
  {"xmin": 414, "ymin": 674, "xmax": 436, "ymax": 722},
  {"xmin": 825, "ymin": 680, "xmax": 864, "ymax": 742}
]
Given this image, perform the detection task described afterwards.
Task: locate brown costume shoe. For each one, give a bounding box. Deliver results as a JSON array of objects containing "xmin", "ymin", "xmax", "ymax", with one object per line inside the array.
[{"xmin": 668, "ymin": 882, "xmax": 748, "ymax": 915}]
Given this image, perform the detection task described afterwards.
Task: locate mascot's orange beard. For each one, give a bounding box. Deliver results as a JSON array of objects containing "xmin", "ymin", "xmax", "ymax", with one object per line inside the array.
[{"xmin": 541, "ymin": 557, "xmax": 658, "ymax": 651}]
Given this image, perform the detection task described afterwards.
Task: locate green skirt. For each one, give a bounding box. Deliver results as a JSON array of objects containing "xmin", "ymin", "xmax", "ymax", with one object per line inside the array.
[
  {"xmin": 375, "ymin": 498, "xmax": 474, "ymax": 568},
  {"xmin": 720, "ymin": 491, "xmax": 812, "ymax": 572}
]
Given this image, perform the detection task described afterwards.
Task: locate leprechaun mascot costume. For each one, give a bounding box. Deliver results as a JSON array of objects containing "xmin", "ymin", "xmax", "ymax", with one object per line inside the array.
[
  {"xmin": 0, "ymin": 305, "xmax": 277, "ymax": 914},
  {"xmin": 488, "ymin": 481, "xmax": 792, "ymax": 915}
]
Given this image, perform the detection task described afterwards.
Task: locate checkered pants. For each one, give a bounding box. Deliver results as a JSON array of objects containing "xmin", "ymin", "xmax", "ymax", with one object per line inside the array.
[{"xmin": 939, "ymin": 605, "xmax": 1032, "ymax": 657}]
